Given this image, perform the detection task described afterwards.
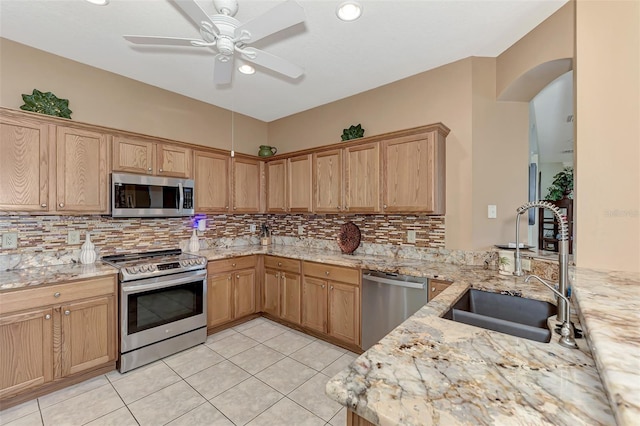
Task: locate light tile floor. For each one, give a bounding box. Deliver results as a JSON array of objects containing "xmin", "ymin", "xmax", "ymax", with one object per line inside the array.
[{"xmin": 0, "ymin": 318, "xmax": 357, "ymax": 426}]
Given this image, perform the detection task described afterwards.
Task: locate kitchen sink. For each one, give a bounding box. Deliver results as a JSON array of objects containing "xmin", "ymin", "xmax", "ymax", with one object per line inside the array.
[{"xmin": 442, "ymin": 289, "xmax": 557, "ymax": 343}]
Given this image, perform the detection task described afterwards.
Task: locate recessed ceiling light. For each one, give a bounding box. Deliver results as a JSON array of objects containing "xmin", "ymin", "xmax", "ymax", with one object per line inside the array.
[
  {"xmin": 238, "ymin": 64, "xmax": 255, "ymax": 75},
  {"xmin": 85, "ymin": 0, "xmax": 109, "ymax": 5},
  {"xmin": 336, "ymin": 1, "xmax": 362, "ymax": 22}
]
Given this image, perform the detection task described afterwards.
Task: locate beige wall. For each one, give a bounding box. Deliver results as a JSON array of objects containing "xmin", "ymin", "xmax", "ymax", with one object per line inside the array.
[
  {"xmin": 497, "ymin": 2, "xmax": 574, "ymax": 101},
  {"xmin": 0, "ymin": 38, "xmax": 268, "ymax": 153},
  {"xmin": 575, "ymin": 1, "xmax": 640, "ymax": 272}
]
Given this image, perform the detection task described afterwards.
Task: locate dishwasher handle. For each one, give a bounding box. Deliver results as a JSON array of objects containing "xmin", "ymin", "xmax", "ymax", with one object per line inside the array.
[{"xmin": 363, "ymin": 274, "xmax": 426, "ymax": 289}]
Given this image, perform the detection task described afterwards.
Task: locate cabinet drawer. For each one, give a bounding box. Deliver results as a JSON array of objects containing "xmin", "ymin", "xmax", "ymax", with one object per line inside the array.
[
  {"xmin": 264, "ymin": 256, "xmax": 301, "ymax": 274},
  {"xmin": 0, "ymin": 275, "xmax": 117, "ymax": 315},
  {"xmin": 207, "ymin": 256, "xmax": 257, "ymax": 274},
  {"xmin": 303, "ymin": 262, "xmax": 359, "ymax": 285}
]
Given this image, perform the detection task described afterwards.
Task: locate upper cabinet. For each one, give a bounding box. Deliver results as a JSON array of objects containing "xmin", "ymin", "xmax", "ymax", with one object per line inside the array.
[
  {"xmin": 113, "ymin": 135, "xmax": 191, "ymax": 178},
  {"xmin": 313, "ymin": 149, "xmax": 343, "ymax": 213},
  {"xmin": 194, "ymin": 150, "xmax": 230, "ymax": 213},
  {"xmin": 344, "ymin": 142, "xmax": 380, "ymax": 213},
  {"xmin": 0, "ymin": 110, "xmax": 110, "ymax": 214},
  {"xmin": 288, "ymin": 154, "xmax": 313, "ymax": 213},
  {"xmin": 266, "ymin": 159, "xmax": 287, "ymax": 213},
  {"xmin": 232, "ymin": 157, "xmax": 261, "ymax": 213},
  {"xmin": 382, "ymin": 127, "xmax": 447, "ymax": 214}
]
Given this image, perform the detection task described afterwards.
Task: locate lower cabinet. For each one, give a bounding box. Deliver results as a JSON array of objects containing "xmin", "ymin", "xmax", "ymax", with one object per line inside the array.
[
  {"xmin": 429, "ymin": 278, "xmax": 452, "ymax": 300},
  {"xmin": 263, "ymin": 256, "xmax": 302, "ymax": 325},
  {"xmin": 0, "ymin": 276, "xmax": 117, "ymax": 402},
  {"xmin": 302, "ymin": 261, "xmax": 360, "ymax": 347},
  {"xmin": 207, "ymin": 256, "xmax": 258, "ymax": 329}
]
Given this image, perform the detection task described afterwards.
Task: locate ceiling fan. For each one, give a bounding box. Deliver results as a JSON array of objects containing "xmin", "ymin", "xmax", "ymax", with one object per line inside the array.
[{"xmin": 124, "ymin": 0, "xmax": 305, "ymax": 85}]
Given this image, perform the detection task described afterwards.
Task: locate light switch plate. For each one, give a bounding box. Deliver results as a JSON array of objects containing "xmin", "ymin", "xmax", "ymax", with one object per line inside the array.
[
  {"xmin": 250, "ymin": 224, "xmax": 256, "ymax": 232},
  {"xmin": 68, "ymin": 230, "xmax": 80, "ymax": 245},
  {"xmin": 488, "ymin": 205, "xmax": 497, "ymax": 219},
  {"xmin": 522, "ymin": 258, "xmax": 532, "ymax": 271},
  {"xmin": 2, "ymin": 233, "xmax": 18, "ymax": 249},
  {"xmin": 407, "ymin": 230, "xmax": 417, "ymax": 243}
]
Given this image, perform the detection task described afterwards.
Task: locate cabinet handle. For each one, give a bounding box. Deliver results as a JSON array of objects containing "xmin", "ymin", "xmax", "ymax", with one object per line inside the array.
[
  {"xmin": 281, "ymin": 273, "xmax": 286, "ymax": 280},
  {"xmin": 432, "ymin": 287, "xmax": 436, "ymax": 292},
  {"xmin": 321, "ymin": 284, "xmax": 325, "ymax": 288},
  {"xmin": 58, "ymin": 203, "xmax": 64, "ymax": 208},
  {"xmin": 325, "ymin": 271, "xmax": 330, "ymax": 276},
  {"xmin": 336, "ymin": 206, "xmax": 341, "ymax": 210},
  {"xmin": 277, "ymin": 262, "xmax": 282, "ymax": 266},
  {"xmin": 275, "ymin": 273, "xmax": 280, "ymax": 278},
  {"xmin": 228, "ymin": 276, "xmax": 232, "ymax": 281},
  {"xmin": 383, "ymin": 204, "xmax": 387, "ymax": 209},
  {"xmin": 232, "ymin": 263, "xmax": 236, "ymax": 267},
  {"xmin": 330, "ymin": 285, "xmax": 334, "ymax": 290},
  {"xmin": 64, "ymin": 310, "xmax": 70, "ymax": 316},
  {"xmin": 41, "ymin": 203, "xmax": 47, "ymax": 208},
  {"xmin": 54, "ymin": 292, "xmax": 61, "ymax": 298},
  {"xmin": 233, "ymin": 207, "xmax": 237, "ymax": 210},
  {"xmin": 225, "ymin": 206, "xmax": 229, "ymax": 210},
  {"xmin": 148, "ymin": 167, "xmax": 152, "ymax": 172},
  {"xmin": 45, "ymin": 314, "xmax": 51, "ymax": 320},
  {"xmin": 236, "ymin": 275, "xmax": 240, "ymax": 279},
  {"xmin": 159, "ymin": 168, "xmax": 163, "ymax": 172}
]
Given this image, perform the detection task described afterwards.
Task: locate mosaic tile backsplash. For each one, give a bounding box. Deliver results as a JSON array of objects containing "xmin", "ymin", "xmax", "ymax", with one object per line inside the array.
[{"xmin": 0, "ymin": 213, "xmax": 445, "ymax": 270}]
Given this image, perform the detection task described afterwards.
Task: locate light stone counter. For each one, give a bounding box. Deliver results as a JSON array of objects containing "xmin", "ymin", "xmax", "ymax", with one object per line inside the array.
[{"xmin": 1, "ymin": 244, "xmax": 637, "ymax": 424}]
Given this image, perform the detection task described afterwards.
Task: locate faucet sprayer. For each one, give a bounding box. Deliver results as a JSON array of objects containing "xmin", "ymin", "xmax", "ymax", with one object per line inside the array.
[{"xmin": 514, "ymin": 200, "xmax": 570, "ymax": 325}]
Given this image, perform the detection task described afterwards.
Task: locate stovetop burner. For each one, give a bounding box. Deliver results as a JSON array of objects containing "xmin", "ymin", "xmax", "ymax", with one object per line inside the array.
[{"xmin": 102, "ymin": 249, "xmax": 206, "ymax": 281}]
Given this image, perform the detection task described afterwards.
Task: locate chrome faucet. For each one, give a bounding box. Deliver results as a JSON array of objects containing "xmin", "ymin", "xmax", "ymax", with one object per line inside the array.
[
  {"xmin": 513, "ymin": 201, "xmax": 570, "ymax": 324},
  {"xmin": 525, "ymin": 274, "xmax": 578, "ymax": 349}
]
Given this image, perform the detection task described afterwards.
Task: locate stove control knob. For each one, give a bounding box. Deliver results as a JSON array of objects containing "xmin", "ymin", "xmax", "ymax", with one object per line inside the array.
[
  {"xmin": 148, "ymin": 264, "xmax": 157, "ymax": 272},
  {"xmin": 180, "ymin": 260, "xmax": 189, "ymax": 267},
  {"xmin": 126, "ymin": 267, "xmax": 137, "ymax": 274},
  {"xmin": 142, "ymin": 265, "xmax": 151, "ymax": 272}
]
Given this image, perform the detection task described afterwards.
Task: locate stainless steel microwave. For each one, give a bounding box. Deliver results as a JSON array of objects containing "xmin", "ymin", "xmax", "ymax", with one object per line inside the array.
[{"xmin": 111, "ymin": 173, "xmax": 195, "ymax": 217}]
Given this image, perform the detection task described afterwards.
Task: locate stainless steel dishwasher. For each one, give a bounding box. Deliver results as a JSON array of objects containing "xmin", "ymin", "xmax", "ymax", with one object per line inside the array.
[{"xmin": 361, "ymin": 270, "xmax": 429, "ymax": 350}]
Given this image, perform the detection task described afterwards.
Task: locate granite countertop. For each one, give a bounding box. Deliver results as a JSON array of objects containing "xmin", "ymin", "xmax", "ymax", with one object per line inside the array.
[{"xmin": 1, "ymin": 244, "xmax": 637, "ymax": 424}]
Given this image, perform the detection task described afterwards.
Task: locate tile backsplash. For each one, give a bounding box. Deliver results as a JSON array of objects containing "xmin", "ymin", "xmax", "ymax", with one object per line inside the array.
[{"xmin": 0, "ymin": 213, "xmax": 445, "ymax": 270}]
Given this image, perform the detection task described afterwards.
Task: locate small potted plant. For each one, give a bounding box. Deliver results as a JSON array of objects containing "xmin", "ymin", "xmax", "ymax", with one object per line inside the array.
[{"xmin": 545, "ymin": 167, "xmax": 573, "ymax": 201}]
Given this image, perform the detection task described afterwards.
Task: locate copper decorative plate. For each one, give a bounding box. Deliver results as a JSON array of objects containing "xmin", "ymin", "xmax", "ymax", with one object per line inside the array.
[{"xmin": 337, "ymin": 221, "xmax": 361, "ymax": 254}]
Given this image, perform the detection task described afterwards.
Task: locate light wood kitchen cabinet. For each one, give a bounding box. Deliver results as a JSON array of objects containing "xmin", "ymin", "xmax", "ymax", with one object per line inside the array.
[
  {"xmin": 288, "ymin": 154, "xmax": 313, "ymax": 213},
  {"xmin": 313, "ymin": 149, "xmax": 343, "ymax": 213},
  {"xmin": 429, "ymin": 279, "xmax": 452, "ymax": 301},
  {"xmin": 112, "ymin": 135, "xmax": 192, "ymax": 178},
  {"xmin": 207, "ymin": 256, "xmax": 258, "ymax": 329},
  {"xmin": 344, "ymin": 142, "xmax": 380, "ymax": 213},
  {"xmin": 56, "ymin": 126, "xmax": 109, "ymax": 213},
  {"xmin": 382, "ymin": 128, "xmax": 446, "ymax": 214},
  {"xmin": 231, "ymin": 157, "xmax": 261, "ymax": 213},
  {"xmin": 0, "ymin": 275, "xmax": 117, "ymax": 403},
  {"xmin": 266, "ymin": 159, "xmax": 287, "ymax": 213},
  {"xmin": 194, "ymin": 150, "xmax": 230, "ymax": 213},
  {"xmin": 0, "ymin": 115, "xmax": 50, "ymax": 211},
  {"xmin": 0, "ymin": 112, "xmax": 109, "ymax": 214},
  {"xmin": 302, "ymin": 261, "xmax": 361, "ymax": 347},
  {"xmin": 263, "ymin": 256, "xmax": 302, "ymax": 324}
]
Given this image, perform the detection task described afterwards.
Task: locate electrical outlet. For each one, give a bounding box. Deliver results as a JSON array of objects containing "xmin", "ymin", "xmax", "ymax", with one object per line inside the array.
[
  {"xmin": 407, "ymin": 230, "xmax": 417, "ymax": 243},
  {"xmin": 2, "ymin": 233, "xmax": 18, "ymax": 249},
  {"xmin": 298, "ymin": 225, "xmax": 304, "ymax": 235},
  {"xmin": 68, "ymin": 230, "xmax": 81, "ymax": 245},
  {"xmin": 250, "ymin": 224, "xmax": 256, "ymax": 232},
  {"xmin": 522, "ymin": 258, "xmax": 532, "ymax": 271},
  {"xmin": 488, "ymin": 205, "xmax": 497, "ymax": 219}
]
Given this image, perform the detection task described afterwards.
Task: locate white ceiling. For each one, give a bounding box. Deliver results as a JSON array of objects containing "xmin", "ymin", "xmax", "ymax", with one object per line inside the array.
[{"xmin": 0, "ymin": 0, "xmax": 567, "ymax": 122}]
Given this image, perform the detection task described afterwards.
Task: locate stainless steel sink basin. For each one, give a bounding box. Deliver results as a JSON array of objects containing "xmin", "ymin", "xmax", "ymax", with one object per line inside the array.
[{"xmin": 442, "ymin": 289, "xmax": 557, "ymax": 343}]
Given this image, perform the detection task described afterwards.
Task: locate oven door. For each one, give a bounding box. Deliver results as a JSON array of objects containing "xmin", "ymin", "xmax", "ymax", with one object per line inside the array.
[{"xmin": 120, "ymin": 269, "xmax": 207, "ymax": 353}]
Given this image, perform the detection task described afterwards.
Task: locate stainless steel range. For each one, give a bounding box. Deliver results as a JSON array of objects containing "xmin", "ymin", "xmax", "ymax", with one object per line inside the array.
[{"xmin": 102, "ymin": 249, "xmax": 207, "ymax": 373}]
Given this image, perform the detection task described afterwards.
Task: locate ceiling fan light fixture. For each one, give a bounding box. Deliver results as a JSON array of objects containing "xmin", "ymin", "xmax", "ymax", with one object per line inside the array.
[
  {"xmin": 238, "ymin": 64, "xmax": 255, "ymax": 75},
  {"xmin": 336, "ymin": 1, "xmax": 362, "ymax": 22},
  {"xmin": 85, "ymin": 0, "xmax": 109, "ymax": 5}
]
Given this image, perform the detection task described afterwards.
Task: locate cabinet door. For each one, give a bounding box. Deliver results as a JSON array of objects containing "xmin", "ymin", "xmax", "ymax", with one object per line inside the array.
[
  {"xmin": 266, "ymin": 159, "xmax": 287, "ymax": 213},
  {"xmin": 263, "ymin": 269, "xmax": 280, "ymax": 317},
  {"xmin": 112, "ymin": 136, "xmax": 154, "ymax": 175},
  {"xmin": 301, "ymin": 276, "xmax": 328, "ymax": 333},
  {"xmin": 232, "ymin": 157, "xmax": 261, "ymax": 213},
  {"xmin": 383, "ymin": 132, "xmax": 442, "ymax": 213},
  {"xmin": 157, "ymin": 144, "xmax": 192, "ymax": 178},
  {"xmin": 0, "ymin": 116, "xmax": 49, "ymax": 211},
  {"xmin": 0, "ymin": 308, "xmax": 53, "ymax": 399},
  {"xmin": 313, "ymin": 149, "xmax": 343, "ymax": 213},
  {"xmin": 59, "ymin": 295, "xmax": 116, "ymax": 377},
  {"xmin": 328, "ymin": 282, "xmax": 360, "ymax": 346},
  {"xmin": 56, "ymin": 126, "xmax": 109, "ymax": 213},
  {"xmin": 208, "ymin": 273, "xmax": 234, "ymax": 327},
  {"xmin": 344, "ymin": 142, "xmax": 380, "ymax": 213},
  {"xmin": 234, "ymin": 269, "xmax": 256, "ymax": 318},
  {"xmin": 280, "ymin": 272, "xmax": 301, "ymax": 325},
  {"xmin": 194, "ymin": 150, "xmax": 230, "ymax": 213},
  {"xmin": 429, "ymin": 279, "xmax": 451, "ymax": 301},
  {"xmin": 288, "ymin": 154, "xmax": 312, "ymax": 213}
]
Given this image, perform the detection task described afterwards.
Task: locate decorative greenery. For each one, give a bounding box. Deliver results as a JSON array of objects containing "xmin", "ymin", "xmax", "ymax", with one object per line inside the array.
[
  {"xmin": 20, "ymin": 89, "xmax": 72, "ymax": 119},
  {"xmin": 341, "ymin": 124, "xmax": 365, "ymax": 141},
  {"xmin": 545, "ymin": 167, "xmax": 573, "ymax": 201}
]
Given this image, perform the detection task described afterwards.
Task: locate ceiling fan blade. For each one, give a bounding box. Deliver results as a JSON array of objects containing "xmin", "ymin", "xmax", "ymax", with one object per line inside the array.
[
  {"xmin": 124, "ymin": 35, "xmax": 202, "ymax": 46},
  {"xmin": 214, "ymin": 56, "xmax": 234, "ymax": 85},
  {"xmin": 235, "ymin": 0, "xmax": 305, "ymax": 44},
  {"xmin": 170, "ymin": 0, "xmax": 219, "ymax": 35},
  {"xmin": 241, "ymin": 48, "xmax": 303, "ymax": 79}
]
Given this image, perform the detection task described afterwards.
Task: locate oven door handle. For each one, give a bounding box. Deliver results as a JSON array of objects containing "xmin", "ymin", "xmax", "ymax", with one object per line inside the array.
[{"xmin": 121, "ymin": 270, "xmax": 207, "ymax": 295}]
